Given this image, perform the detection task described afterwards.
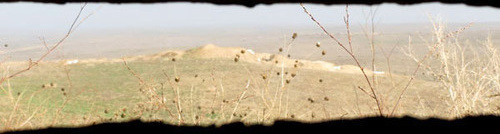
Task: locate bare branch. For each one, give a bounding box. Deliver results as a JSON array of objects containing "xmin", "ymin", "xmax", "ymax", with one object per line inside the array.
[
  {"xmin": 0, "ymin": 3, "xmax": 88, "ymax": 85},
  {"xmin": 301, "ymin": 3, "xmax": 384, "ymax": 116}
]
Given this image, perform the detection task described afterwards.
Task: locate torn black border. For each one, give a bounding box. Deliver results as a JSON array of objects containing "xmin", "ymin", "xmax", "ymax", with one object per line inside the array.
[
  {"xmin": 3, "ymin": 115, "xmax": 499, "ymax": 134},
  {"xmin": 0, "ymin": 0, "xmax": 499, "ymax": 8}
]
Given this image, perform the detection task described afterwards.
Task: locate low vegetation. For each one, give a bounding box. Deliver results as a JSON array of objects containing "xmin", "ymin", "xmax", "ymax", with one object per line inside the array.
[{"xmin": 0, "ymin": 3, "xmax": 499, "ymax": 132}]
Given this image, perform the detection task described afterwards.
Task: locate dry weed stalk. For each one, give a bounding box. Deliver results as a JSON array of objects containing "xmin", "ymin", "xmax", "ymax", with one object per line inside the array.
[
  {"xmin": 300, "ymin": 3, "xmax": 384, "ymax": 116},
  {"xmin": 228, "ymin": 79, "xmax": 250, "ymax": 122},
  {"xmin": 161, "ymin": 69, "xmax": 185, "ymax": 125},
  {"xmin": 275, "ymin": 33, "xmax": 297, "ymax": 120},
  {"xmin": 0, "ymin": 3, "xmax": 92, "ymax": 130},
  {"xmin": 404, "ymin": 18, "xmax": 497, "ymax": 117},
  {"xmin": 300, "ymin": 4, "xmax": 476, "ymax": 117},
  {"xmin": 122, "ymin": 59, "xmax": 178, "ymax": 123},
  {"xmin": 0, "ymin": 3, "xmax": 88, "ymax": 85}
]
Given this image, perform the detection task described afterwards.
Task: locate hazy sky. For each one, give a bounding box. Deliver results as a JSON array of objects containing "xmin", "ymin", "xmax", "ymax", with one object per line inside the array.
[
  {"xmin": 1, "ymin": 2, "xmax": 500, "ymax": 34},
  {"xmin": 1, "ymin": 2, "xmax": 500, "ymax": 60}
]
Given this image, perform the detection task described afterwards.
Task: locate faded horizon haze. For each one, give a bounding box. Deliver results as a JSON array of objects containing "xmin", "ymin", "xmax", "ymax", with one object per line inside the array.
[
  {"xmin": 1, "ymin": 2, "xmax": 500, "ymax": 33},
  {"xmin": 1, "ymin": 2, "xmax": 500, "ymax": 60}
]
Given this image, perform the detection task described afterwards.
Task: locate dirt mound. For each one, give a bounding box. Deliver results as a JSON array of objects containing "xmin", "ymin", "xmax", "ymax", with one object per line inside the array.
[
  {"xmin": 180, "ymin": 44, "xmax": 371, "ymax": 74},
  {"xmin": 126, "ymin": 50, "xmax": 185, "ymax": 61},
  {"xmin": 50, "ymin": 44, "xmax": 376, "ymax": 75},
  {"xmin": 184, "ymin": 44, "xmax": 244, "ymax": 59},
  {"xmin": 183, "ymin": 44, "xmax": 275, "ymax": 63}
]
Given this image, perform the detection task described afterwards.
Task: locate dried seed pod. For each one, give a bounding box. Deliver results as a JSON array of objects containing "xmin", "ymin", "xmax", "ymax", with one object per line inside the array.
[
  {"xmin": 294, "ymin": 64, "xmax": 298, "ymax": 68},
  {"xmin": 307, "ymin": 98, "xmax": 315, "ymax": 103},
  {"xmin": 316, "ymin": 42, "xmax": 321, "ymax": 47},
  {"xmin": 104, "ymin": 109, "xmax": 109, "ymax": 114},
  {"xmin": 261, "ymin": 74, "xmax": 267, "ymax": 80},
  {"xmin": 291, "ymin": 73, "xmax": 296, "ymax": 77},
  {"xmin": 290, "ymin": 114, "xmax": 295, "ymax": 118},
  {"xmin": 286, "ymin": 79, "xmax": 290, "ymax": 84},
  {"xmin": 50, "ymin": 82, "xmax": 57, "ymax": 87},
  {"xmin": 234, "ymin": 57, "xmax": 239, "ymax": 62},
  {"xmin": 322, "ymin": 50, "xmax": 326, "ymax": 55},
  {"xmin": 292, "ymin": 33, "xmax": 298, "ymax": 39},
  {"xmin": 174, "ymin": 77, "xmax": 180, "ymax": 82},
  {"xmin": 241, "ymin": 50, "xmax": 246, "ymax": 54},
  {"xmin": 279, "ymin": 48, "xmax": 283, "ymax": 52},
  {"xmin": 194, "ymin": 74, "xmax": 198, "ymax": 78}
]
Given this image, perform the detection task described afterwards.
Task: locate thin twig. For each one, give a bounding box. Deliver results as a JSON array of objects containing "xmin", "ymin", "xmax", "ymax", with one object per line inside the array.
[
  {"xmin": 229, "ymin": 79, "xmax": 250, "ymax": 122},
  {"xmin": 344, "ymin": 5, "xmax": 353, "ymax": 54},
  {"xmin": 389, "ymin": 22, "xmax": 474, "ymax": 116},
  {"xmin": 0, "ymin": 3, "xmax": 88, "ymax": 85},
  {"xmin": 301, "ymin": 3, "xmax": 384, "ymax": 116},
  {"xmin": 122, "ymin": 58, "xmax": 177, "ymax": 121},
  {"xmin": 161, "ymin": 69, "xmax": 184, "ymax": 125}
]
